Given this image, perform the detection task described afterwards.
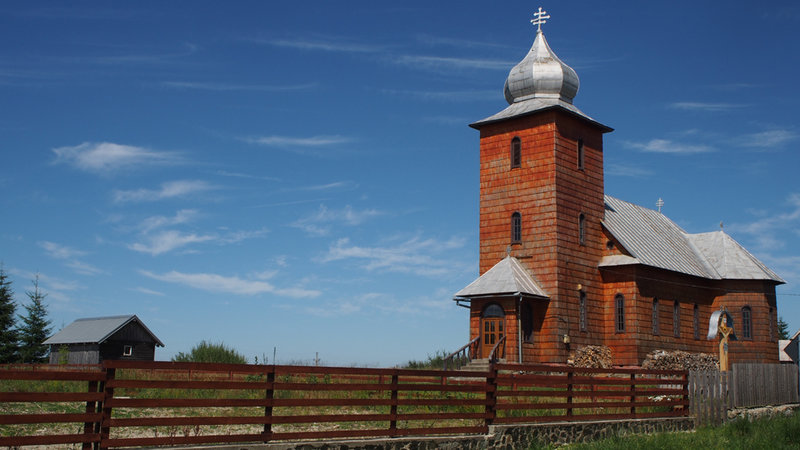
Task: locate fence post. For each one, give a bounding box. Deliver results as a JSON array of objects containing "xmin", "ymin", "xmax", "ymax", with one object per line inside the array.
[
  {"xmin": 629, "ymin": 372, "xmax": 636, "ymax": 416},
  {"xmin": 263, "ymin": 366, "xmax": 275, "ymax": 443},
  {"xmin": 485, "ymin": 362, "xmax": 497, "ymax": 428},
  {"xmin": 83, "ymin": 380, "xmax": 99, "ymax": 450},
  {"xmin": 389, "ymin": 372, "xmax": 399, "ymax": 437},
  {"xmin": 98, "ymin": 367, "xmax": 115, "ymax": 450},
  {"xmin": 566, "ymin": 369, "xmax": 573, "ymax": 418},
  {"xmin": 682, "ymin": 371, "xmax": 689, "ymax": 416}
]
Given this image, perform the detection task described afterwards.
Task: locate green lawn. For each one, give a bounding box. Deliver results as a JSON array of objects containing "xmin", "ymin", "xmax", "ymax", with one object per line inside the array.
[{"xmin": 530, "ymin": 410, "xmax": 800, "ymax": 450}]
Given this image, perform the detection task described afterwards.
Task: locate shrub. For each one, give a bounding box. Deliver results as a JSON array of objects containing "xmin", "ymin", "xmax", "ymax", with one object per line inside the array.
[{"xmin": 171, "ymin": 341, "xmax": 248, "ymax": 364}]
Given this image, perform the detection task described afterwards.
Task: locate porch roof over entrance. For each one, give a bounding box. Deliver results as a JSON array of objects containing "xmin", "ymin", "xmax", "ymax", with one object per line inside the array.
[{"xmin": 453, "ymin": 255, "xmax": 549, "ymax": 300}]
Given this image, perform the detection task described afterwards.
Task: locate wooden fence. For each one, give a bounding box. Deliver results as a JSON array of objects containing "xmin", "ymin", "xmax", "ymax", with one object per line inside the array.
[
  {"xmin": 0, "ymin": 361, "xmax": 688, "ymax": 449},
  {"xmin": 689, "ymin": 363, "xmax": 799, "ymax": 426}
]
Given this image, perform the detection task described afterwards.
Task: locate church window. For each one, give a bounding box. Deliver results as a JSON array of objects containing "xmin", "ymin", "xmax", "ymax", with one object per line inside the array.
[
  {"xmin": 511, "ymin": 212, "xmax": 522, "ymax": 243},
  {"xmin": 742, "ymin": 306, "xmax": 752, "ymax": 339},
  {"xmin": 577, "ymin": 138, "xmax": 585, "ymax": 170},
  {"xmin": 578, "ymin": 213, "xmax": 586, "ymax": 245},
  {"xmin": 615, "ymin": 294, "xmax": 625, "ymax": 333},
  {"xmin": 693, "ymin": 304, "xmax": 700, "ymax": 340},
  {"xmin": 652, "ymin": 298, "xmax": 659, "ymax": 335},
  {"xmin": 521, "ymin": 302, "xmax": 534, "ymax": 342},
  {"xmin": 579, "ymin": 290, "xmax": 587, "ymax": 332},
  {"xmin": 673, "ymin": 301, "xmax": 680, "ymax": 337},
  {"xmin": 511, "ymin": 137, "xmax": 521, "ymax": 168}
]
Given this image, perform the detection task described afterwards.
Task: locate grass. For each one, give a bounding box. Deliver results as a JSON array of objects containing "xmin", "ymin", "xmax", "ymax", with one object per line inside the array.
[{"xmin": 527, "ymin": 410, "xmax": 800, "ymax": 450}]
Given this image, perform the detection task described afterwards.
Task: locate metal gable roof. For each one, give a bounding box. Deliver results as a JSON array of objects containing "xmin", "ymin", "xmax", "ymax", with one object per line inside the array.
[
  {"xmin": 44, "ymin": 314, "xmax": 164, "ymax": 347},
  {"xmin": 454, "ymin": 255, "xmax": 549, "ymax": 300},
  {"xmin": 602, "ymin": 195, "xmax": 783, "ymax": 283}
]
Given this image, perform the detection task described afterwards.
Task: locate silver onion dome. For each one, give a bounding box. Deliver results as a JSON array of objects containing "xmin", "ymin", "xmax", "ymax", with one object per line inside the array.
[{"xmin": 503, "ymin": 29, "xmax": 580, "ymax": 105}]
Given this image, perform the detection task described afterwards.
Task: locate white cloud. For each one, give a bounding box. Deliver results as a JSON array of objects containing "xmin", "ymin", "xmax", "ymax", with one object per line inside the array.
[
  {"xmin": 727, "ymin": 193, "xmax": 800, "ymax": 251},
  {"xmin": 292, "ymin": 205, "xmax": 383, "ymax": 236},
  {"xmin": 243, "ymin": 135, "xmax": 353, "ymax": 147},
  {"xmin": 736, "ymin": 129, "xmax": 798, "ymax": 148},
  {"xmin": 604, "ymin": 163, "xmax": 654, "ymax": 178},
  {"xmin": 52, "ymin": 142, "xmax": 180, "ymax": 173},
  {"xmin": 160, "ymin": 81, "xmax": 318, "ymax": 92},
  {"xmin": 140, "ymin": 270, "xmax": 320, "ymax": 298},
  {"xmin": 668, "ymin": 102, "xmax": 747, "ymax": 111},
  {"xmin": 623, "ymin": 138, "xmax": 715, "ymax": 154},
  {"xmin": 319, "ymin": 235, "xmax": 467, "ymax": 276},
  {"xmin": 258, "ymin": 36, "xmax": 385, "ymax": 53},
  {"xmin": 394, "ymin": 55, "xmax": 513, "ymax": 71},
  {"xmin": 38, "ymin": 241, "xmax": 103, "ymax": 275},
  {"xmin": 113, "ymin": 180, "xmax": 216, "ymax": 203},
  {"xmin": 134, "ymin": 287, "xmax": 165, "ymax": 296},
  {"xmin": 129, "ymin": 230, "xmax": 215, "ymax": 255},
  {"xmin": 138, "ymin": 209, "xmax": 199, "ymax": 233}
]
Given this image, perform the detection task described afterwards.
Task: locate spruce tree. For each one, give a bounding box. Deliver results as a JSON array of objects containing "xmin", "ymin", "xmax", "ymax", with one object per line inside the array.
[
  {"xmin": 0, "ymin": 265, "xmax": 19, "ymax": 363},
  {"xmin": 778, "ymin": 316, "xmax": 790, "ymax": 340},
  {"xmin": 18, "ymin": 275, "xmax": 52, "ymax": 363}
]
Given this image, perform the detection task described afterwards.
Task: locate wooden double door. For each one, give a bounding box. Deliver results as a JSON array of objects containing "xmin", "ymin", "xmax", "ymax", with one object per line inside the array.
[{"xmin": 480, "ymin": 303, "xmax": 505, "ymax": 358}]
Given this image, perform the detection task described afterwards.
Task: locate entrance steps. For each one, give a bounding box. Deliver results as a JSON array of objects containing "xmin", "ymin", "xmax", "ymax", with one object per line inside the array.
[{"xmin": 458, "ymin": 358, "xmax": 505, "ymax": 372}]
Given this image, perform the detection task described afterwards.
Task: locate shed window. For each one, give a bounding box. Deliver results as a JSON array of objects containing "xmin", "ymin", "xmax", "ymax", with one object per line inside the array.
[
  {"xmin": 511, "ymin": 137, "xmax": 521, "ymax": 168},
  {"xmin": 123, "ymin": 345, "xmax": 133, "ymax": 357},
  {"xmin": 577, "ymin": 138, "xmax": 585, "ymax": 170},
  {"xmin": 615, "ymin": 294, "xmax": 625, "ymax": 333},
  {"xmin": 673, "ymin": 301, "xmax": 680, "ymax": 337},
  {"xmin": 652, "ymin": 298, "xmax": 659, "ymax": 335},
  {"xmin": 742, "ymin": 306, "xmax": 752, "ymax": 339},
  {"xmin": 578, "ymin": 213, "xmax": 586, "ymax": 245},
  {"xmin": 511, "ymin": 212, "xmax": 522, "ymax": 243}
]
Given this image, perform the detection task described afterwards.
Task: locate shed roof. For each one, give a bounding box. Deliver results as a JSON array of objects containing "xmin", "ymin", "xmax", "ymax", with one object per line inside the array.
[
  {"xmin": 44, "ymin": 315, "xmax": 164, "ymax": 347},
  {"xmin": 454, "ymin": 255, "xmax": 548, "ymax": 300},
  {"xmin": 601, "ymin": 196, "xmax": 783, "ymax": 283}
]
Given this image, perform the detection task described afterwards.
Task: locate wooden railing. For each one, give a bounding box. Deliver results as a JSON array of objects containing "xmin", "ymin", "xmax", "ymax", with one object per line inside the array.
[
  {"xmin": 443, "ymin": 336, "xmax": 479, "ymax": 370},
  {"xmin": 1, "ymin": 361, "xmax": 690, "ymax": 449},
  {"xmin": 488, "ymin": 335, "xmax": 506, "ymax": 363}
]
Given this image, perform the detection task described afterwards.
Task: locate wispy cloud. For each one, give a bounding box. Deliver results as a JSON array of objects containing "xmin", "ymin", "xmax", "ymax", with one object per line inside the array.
[
  {"xmin": 243, "ymin": 135, "xmax": 353, "ymax": 147},
  {"xmin": 140, "ymin": 270, "xmax": 320, "ymax": 298},
  {"xmin": 394, "ymin": 55, "xmax": 513, "ymax": 71},
  {"xmin": 133, "ymin": 287, "xmax": 165, "ymax": 296},
  {"xmin": 319, "ymin": 235, "xmax": 467, "ymax": 276},
  {"xmin": 53, "ymin": 43, "xmax": 198, "ymax": 66},
  {"xmin": 52, "ymin": 142, "xmax": 181, "ymax": 173},
  {"xmin": 160, "ymin": 81, "xmax": 318, "ymax": 92},
  {"xmin": 668, "ymin": 102, "xmax": 747, "ymax": 112},
  {"xmin": 414, "ymin": 34, "xmax": 511, "ymax": 50},
  {"xmin": 379, "ymin": 88, "xmax": 497, "ymax": 102},
  {"xmin": 113, "ymin": 180, "xmax": 216, "ymax": 203},
  {"xmin": 623, "ymin": 138, "xmax": 715, "ymax": 154},
  {"xmin": 727, "ymin": 193, "xmax": 800, "ymax": 251},
  {"xmin": 735, "ymin": 129, "xmax": 798, "ymax": 148},
  {"xmin": 292, "ymin": 205, "xmax": 384, "ymax": 236},
  {"xmin": 38, "ymin": 241, "xmax": 103, "ymax": 275},
  {"xmin": 138, "ymin": 209, "xmax": 199, "ymax": 233},
  {"xmin": 290, "ymin": 181, "xmax": 358, "ymax": 192},
  {"xmin": 605, "ymin": 163, "xmax": 654, "ymax": 178},
  {"xmin": 255, "ymin": 36, "xmax": 386, "ymax": 54},
  {"xmin": 129, "ymin": 230, "xmax": 216, "ymax": 256}
]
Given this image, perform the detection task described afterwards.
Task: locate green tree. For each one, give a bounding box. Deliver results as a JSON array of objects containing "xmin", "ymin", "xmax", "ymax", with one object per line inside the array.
[
  {"xmin": 172, "ymin": 340, "xmax": 248, "ymax": 364},
  {"xmin": 0, "ymin": 265, "xmax": 19, "ymax": 363},
  {"xmin": 778, "ymin": 316, "xmax": 791, "ymax": 340},
  {"xmin": 18, "ymin": 275, "xmax": 52, "ymax": 363}
]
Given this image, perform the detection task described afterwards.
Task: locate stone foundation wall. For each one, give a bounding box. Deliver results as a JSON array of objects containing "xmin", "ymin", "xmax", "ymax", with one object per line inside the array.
[{"xmin": 175, "ymin": 417, "xmax": 694, "ymax": 450}]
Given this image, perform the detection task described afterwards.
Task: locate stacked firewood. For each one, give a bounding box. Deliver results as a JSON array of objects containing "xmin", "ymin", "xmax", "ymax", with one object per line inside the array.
[
  {"xmin": 641, "ymin": 349, "xmax": 718, "ymax": 371},
  {"xmin": 570, "ymin": 345, "xmax": 613, "ymax": 368}
]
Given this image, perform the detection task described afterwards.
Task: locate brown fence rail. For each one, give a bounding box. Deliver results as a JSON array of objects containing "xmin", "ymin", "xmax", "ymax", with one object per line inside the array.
[{"xmin": 1, "ymin": 361, "xmax": 688, "ymax": 449}]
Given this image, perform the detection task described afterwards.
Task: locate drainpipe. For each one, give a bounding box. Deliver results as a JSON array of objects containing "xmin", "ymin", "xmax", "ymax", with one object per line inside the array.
[{"xmin": 518, "ymin": 295, "xmax": 523, "ymax": 364}]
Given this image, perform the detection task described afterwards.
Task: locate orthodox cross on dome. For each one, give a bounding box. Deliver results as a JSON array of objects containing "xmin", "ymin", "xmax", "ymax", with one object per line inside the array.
[{"xmin": 531, "ymin": 6, "xmax": 550, "ymax": 32}]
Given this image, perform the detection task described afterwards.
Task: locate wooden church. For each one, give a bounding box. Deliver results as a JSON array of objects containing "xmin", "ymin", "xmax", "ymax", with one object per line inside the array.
[{"xmin": 453, "ymin": 10, "xmax": 784, "ymax": 366}]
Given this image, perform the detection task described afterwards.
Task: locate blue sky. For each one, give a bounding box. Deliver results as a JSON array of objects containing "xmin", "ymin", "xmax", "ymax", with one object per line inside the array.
[{"xmin": 1, "ymin": 1, "xmax": 798, "ymax": 366}]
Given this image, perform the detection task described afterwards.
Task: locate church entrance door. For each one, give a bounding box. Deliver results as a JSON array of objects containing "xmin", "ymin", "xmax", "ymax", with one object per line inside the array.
[{"xmin": 480, "ymin": 303, "xmax": 505, "ymax": 359}]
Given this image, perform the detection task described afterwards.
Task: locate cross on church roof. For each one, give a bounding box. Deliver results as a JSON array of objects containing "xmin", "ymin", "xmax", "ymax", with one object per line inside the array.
[{"xmin": 531, "ymin": 7, "xmax": 550, "ymax": 32}]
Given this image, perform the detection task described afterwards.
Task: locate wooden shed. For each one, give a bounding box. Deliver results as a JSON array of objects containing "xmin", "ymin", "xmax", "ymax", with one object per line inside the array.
[{"xmin": 44, "ymin": 315, "xmax": 164, "ymax": 364}]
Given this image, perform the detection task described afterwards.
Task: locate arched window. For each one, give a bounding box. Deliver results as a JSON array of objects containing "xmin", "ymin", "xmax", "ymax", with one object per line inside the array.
[
  {"xmin": 578, "ymin": 213, "xmax": 586, "ymax": 245},
  {"xmin": 693, "ymin": 304, "xmax": 700, "ymax": 340},
  {"xmin": 615, "ymin": 294, "xmax": 625, "ymax": 333},
  {"xmin": 769, "ymin": 307, "xmax": 774, "ymax": 341},
  {"xmin": 652, "ymin": 298, "xmax": 659, "ymax": 335},
  {"xmin": 577, "ymin": 138, "xmax": 585, "ymax": 170},
  {"xmin": 673, "ymin": 301, "xmax": 680, "ymax": 337},
  {"xmin": 742, "ymin": 306, "xmax": 752, "ymax": 339},
  {"xmin": 483, "ymin": 303, "xmax": 505, "ymax": 318},
  {"xmin": 511, "ymin": 137, "xmax": 521, "ymax": 169},
  {"xmin": 511, "ymin": 212, "xmax": 522, "ymax": 244},
  {"xmin": 579, "ymin": 290, "xmax": 587, "ymax": 332}
]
